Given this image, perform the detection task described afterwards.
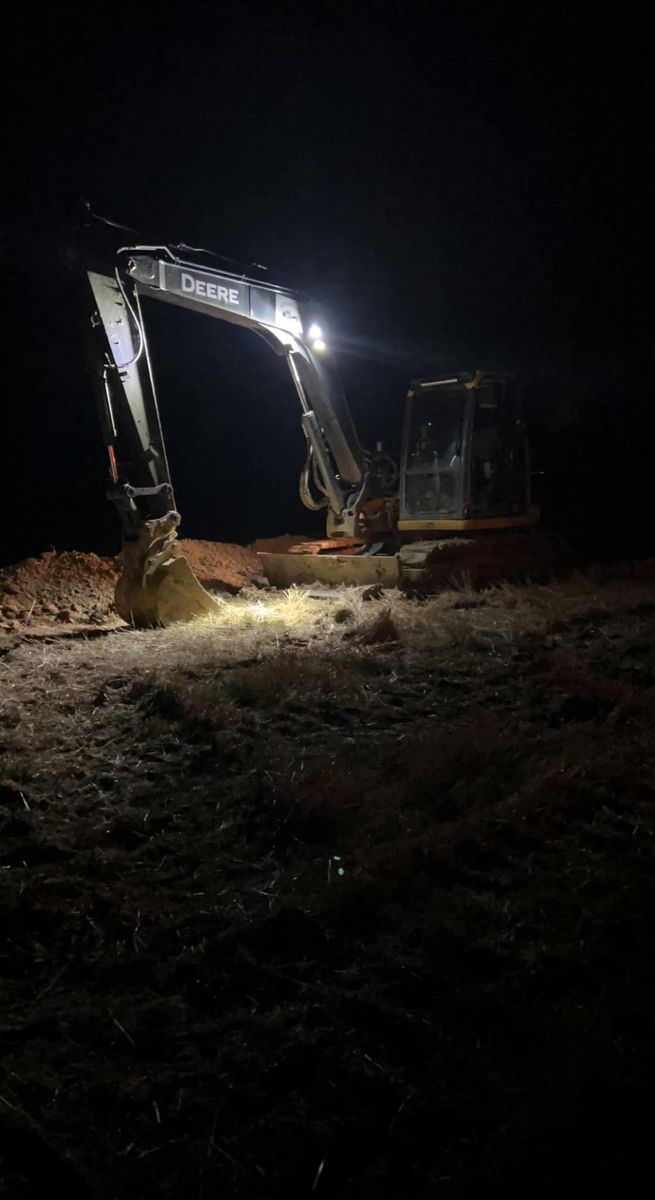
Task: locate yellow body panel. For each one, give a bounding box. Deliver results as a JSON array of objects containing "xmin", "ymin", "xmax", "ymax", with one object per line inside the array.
[{"xmin": 397, "ymin": 509, "xmax": 540, "ymax": 532}]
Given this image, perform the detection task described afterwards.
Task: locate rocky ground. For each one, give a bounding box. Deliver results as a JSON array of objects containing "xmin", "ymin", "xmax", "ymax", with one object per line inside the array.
[{"xmin": 0, "ymin": 552, "xmax": 654, "ymax": 1197}]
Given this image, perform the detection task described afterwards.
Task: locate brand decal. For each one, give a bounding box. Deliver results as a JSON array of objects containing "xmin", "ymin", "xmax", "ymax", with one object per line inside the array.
[{"xmin": 180, "ymin": 272, "xmax": 241, "ymax": 306}]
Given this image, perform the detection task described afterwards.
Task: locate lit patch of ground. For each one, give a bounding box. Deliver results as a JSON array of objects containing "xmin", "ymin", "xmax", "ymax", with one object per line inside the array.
[{"xmin": 0, "ymin": 572, "xmax": 654, "ymax": 1197}]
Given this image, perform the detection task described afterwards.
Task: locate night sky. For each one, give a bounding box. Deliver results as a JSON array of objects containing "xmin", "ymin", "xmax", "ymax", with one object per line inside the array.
[{"xmin": 4, "ymin": 4, "xmax": 652, "ymax": 567}]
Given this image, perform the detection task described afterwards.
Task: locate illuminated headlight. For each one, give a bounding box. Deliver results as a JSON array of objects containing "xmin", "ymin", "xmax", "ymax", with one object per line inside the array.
[
  {"xmin": 308, "ymin": 323, "xmax": 323, "ymax": 341},
  {"xmin": 311, "ymin": 338, "xmax": 327, "ymax": 353}
]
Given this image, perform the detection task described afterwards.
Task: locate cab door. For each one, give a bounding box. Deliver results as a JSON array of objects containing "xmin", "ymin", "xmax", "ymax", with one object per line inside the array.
[
  {"xmin": 400, "ymin": 383, "xmax": 471, "ymax": 521},
  {"xmin": 468, "ymin": 379, "xmax": 530, "ymax": 518}
]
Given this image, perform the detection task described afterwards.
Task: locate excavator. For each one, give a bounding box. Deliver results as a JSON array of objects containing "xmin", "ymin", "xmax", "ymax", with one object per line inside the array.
[{"xmin": 85, "ymin": 240, "xmax": 540, "ymax": 625}]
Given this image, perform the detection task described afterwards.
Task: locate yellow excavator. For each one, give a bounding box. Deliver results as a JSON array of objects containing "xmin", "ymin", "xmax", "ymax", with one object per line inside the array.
[{"xmin": 85, "ymin": 240, "xmax": 540, "ymax": 625}]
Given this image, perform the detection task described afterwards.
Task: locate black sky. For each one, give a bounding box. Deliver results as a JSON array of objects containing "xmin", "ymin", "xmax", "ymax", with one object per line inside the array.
[{"xmin": 4, "ymin": 3, "xmax": 652, "ymax": 565}]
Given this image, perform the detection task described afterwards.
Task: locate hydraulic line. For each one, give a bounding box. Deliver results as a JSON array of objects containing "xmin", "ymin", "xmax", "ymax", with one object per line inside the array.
[{"xmin": 300, "ymin": 444, "xmax": 328, "ymax": 510}]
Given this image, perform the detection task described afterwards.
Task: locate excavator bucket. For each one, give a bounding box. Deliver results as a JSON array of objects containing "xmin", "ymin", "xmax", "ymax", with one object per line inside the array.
[{"xmin": 114, "ymin": 514, "xmax": 221, "ymax": 627}]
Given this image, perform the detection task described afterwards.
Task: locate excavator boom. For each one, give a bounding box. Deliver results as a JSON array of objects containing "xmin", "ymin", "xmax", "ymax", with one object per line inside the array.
[{"xmin": 86, "ymin": 246, "xmax": 370, "ymax": 625}]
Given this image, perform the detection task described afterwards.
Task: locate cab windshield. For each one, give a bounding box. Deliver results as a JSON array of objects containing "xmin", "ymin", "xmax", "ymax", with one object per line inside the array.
[{"xmin": 404, "ymin": 389, "xmax": 466, "ymax": 515}]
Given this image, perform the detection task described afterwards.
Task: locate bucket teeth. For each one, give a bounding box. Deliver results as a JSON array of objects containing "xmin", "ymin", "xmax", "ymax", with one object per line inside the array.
[{"xmin": 115, "ymin": 513, "xmax": 220, "ymax": 627}]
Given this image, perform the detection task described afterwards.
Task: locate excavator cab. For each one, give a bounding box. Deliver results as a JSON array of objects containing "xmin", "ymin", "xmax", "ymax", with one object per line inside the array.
[
  {"xmin": 398, "ymin": 371, "xmax": 537, "ymax": 532},
  {"xmin": 261, "ymin": 369, "xmax": 540, "ymax": 592}
]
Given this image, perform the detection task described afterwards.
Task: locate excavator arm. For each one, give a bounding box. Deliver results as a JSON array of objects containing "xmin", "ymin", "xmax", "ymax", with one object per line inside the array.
[{"xmin": 86, "ymin": 247, "xmax": 369, "ymax": 625}]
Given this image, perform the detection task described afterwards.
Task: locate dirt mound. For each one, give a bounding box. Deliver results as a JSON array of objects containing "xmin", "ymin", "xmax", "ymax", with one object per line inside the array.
[
  {"xmin": 179, "ymin": 539, "xmax": 260, "ymax": 593},
  {"xmin": 0, "ymin": 550, "xmax": 119, "ymax": 632},
  {"xmin": 0, "ymin": 540, "xmax": 264, "ymax": 636}
]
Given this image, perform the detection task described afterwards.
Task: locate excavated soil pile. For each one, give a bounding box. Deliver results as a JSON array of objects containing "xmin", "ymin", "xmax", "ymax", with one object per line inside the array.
[
  {"xmin": 179, "ymin": 539, "xmax": 260, "ymax": 594},
  {"xmin": 0, "ymin": 550, "xmax": 119, "ymax": 633},
  {"xmin": 0, "ymin": 540, "xmax": 264, "ymax": 636}
]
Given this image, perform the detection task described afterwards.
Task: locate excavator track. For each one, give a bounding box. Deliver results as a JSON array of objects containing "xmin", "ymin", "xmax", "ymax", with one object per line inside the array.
[{"xmin": 400, "ymin": 531, "xmax": 570, "ymax": 591}]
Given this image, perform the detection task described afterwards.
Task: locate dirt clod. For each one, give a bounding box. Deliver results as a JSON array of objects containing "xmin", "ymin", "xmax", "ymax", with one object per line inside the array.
[{"xmin": 350, "ymin": 609, "xmax": 400, "ymax": 644}]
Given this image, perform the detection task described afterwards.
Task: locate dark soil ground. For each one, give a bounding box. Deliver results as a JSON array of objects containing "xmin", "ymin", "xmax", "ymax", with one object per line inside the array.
[{"xmin": 0, "ymin": 566, "xmax": 654, "ymax": 1198}]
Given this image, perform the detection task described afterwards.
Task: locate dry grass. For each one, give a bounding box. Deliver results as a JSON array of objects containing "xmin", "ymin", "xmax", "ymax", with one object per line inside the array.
[
  {"xmin": 2, "ymin": 571, "xmax": 652, "ymax": 790},
  {"xmin": 0, "ymin": 568, "xmax": 654, "ymax": 1197}
]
